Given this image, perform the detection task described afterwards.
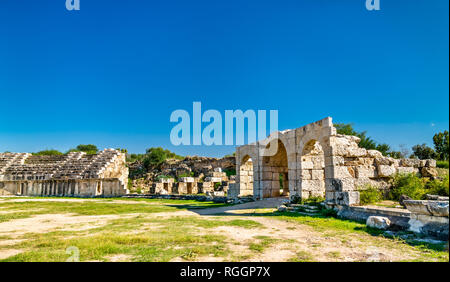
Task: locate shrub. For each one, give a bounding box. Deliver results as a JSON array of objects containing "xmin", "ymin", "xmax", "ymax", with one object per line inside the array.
[
  {"xmin": 33, "ymin": 150, "xmax": 63, "ymax": 156},
  {"xmin": 178, "ymin": 172, "xmax": 194, "ymax": 178},
  {"xmin": 436, "ymin": 160, "xmax": 449, "ymax": 169},
  {"xmin": 426, "ymin": 175, "xmax": 449, "ymax": 197},
  {"xmin": 223, "ymin": 168, "xmax": 236, "ymax": 176},
  {"xmin": 143, "ymin": 147, "xmax": 183, "ymax": 169},
  {"xmin": 389, "ymin": 173, "xmax": 427, "ymax": 200},
  {"xmin": 320, "ymin": 208, "xmax": 337, "ymax": 218},
  {"xmin": 359, "ymin": 186, "xmax": 383, "ymax": 205}
]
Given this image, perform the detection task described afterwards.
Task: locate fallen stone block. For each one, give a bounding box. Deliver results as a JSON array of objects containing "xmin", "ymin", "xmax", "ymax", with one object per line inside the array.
[{"xmin": 366, "ymin": 216, "xmax": 391, "ymax": 230}]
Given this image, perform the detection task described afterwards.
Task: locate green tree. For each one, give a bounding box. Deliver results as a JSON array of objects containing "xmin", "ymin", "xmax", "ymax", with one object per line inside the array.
[
  {"xmin": 67, "ymin": 144, "xmax": 98, "ymax": 155},
  {"xmin": 334, "ymin": 123, "xmax": 396, "ymax": 156},
  {"xmin": 433, "ymin": 130, "xmax": 449, "ymax": 161},
  {"xmin": 412, "ymin": 144, "xmax": 437, "ymax": 160},
  {"xmin": 142, "ymin": 147, "xmax": 183, "ymax": 169}
]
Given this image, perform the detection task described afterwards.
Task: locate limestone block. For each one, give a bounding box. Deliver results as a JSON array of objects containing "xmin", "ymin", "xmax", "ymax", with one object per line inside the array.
[
  {"xmin": 356, "ymin": 166, "xmax": 377, "ymax": 178},
  {"xmin": 421, "ymin": 167, "xmax": 438, "ymax": 178},
  {"xmin": 375, "ymin": 157, "xmax": 394, "ymax": 166},
  {"xmin": 301, "ymin": 161, "xmax": 314, "ymax": 170},
  {"xmin": 366, "ymin": 216, "xmax": 391, "ymax": 230},
  {"xmin": 272, "ymin": 180, "xmax": 280, "ymax": 189},
  {"xmin": 301, "ymin": 170, "xmax": 311, "ymax": 180},
  {"xmin": 204, "ymin": 177, "xmax": 221, "ymax": 182},
  {"xmin": 311, "ymin": 169, "xmax": 324, "ymax": 180},
  {"xmin": 400, "ymin": 159, "xmax": 421, "ymax": 168},
  {"xmin": 404, "ymin": 200, "xmax": 449, "ymax": 217},
  {"xmin": 397, "ymin": 166, "xmax": 416, "ymax": 174},
  {"xmin": 180, "ymin": 177, "xmax": 195, "ymax": 183},
  {"xmin": 325, "ymin": 191, "xmax": 335, "ymax": 203},
  {"xmin": 325, "ymin": 156, "xmax": 344, "ymax": 166},
  {"xmin": 367, "ymin": 150, "xmax": 383, "ymax": 158},
  {"xmin": 335, "ymin": 191, "xmax": 360, "ymax": 206},
  {"xmin": 271, "ymin": 172, "xmax": 279, "ymax": 181},
  {"xmin": 377, "ymin": 165, "xmax": 396, "ymax": 177},
  {"xmin": 262, "ymin": 171, "xmax": 272, "ymax": 180},
  {"xmin": 301, "ymin": 179, "xmax": 324, "ymax": 192},
  {"xmin": 425, "ymin": 159, "xmax": 436, "ymax": 168},
  {"xmin": 325, "ymin": 166, "xmax": 353, "ymax": 178}
]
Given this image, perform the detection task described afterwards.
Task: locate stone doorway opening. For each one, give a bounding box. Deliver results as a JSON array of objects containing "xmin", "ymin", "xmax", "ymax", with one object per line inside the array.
[
  {"xmin": 262, "ymin": 139, "xmax": 289, "ymax": 198},
  {"xmin": 187, "ymin": 182, "xmax": 193, "ymax": 194}
]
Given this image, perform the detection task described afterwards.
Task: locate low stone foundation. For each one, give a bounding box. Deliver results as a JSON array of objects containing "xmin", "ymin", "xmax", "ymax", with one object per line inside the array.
[
  {"xmin": 404, "ymin": 200, "xmax": 449, "ymax": 240},
  {"xmin": 337, "ymin": 205, "xmax": 411, "ymax": 230}
]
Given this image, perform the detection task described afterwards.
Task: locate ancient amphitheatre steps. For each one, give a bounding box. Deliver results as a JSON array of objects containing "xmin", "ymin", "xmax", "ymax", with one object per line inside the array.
[
  {"xmin": 0, "ymin": 153, "xmax": 31, "ymax": 174},
  {"xmin": 0, "ymin": 149, "xmax": 122, "ymax": 180}
]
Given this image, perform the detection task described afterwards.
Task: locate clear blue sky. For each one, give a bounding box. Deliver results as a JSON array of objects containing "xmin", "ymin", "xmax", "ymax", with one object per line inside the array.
[{"xmin": 0, "ymin": 0, "xmax": 448, "ymax": 157}]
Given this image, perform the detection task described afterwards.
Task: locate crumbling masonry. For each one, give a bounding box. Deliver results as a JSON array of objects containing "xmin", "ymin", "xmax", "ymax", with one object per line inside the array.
[
  {"xmin": 0, "ymin": 149, "xmax": 129, "ymax": 197},
  {"xmin": 232, "ymin": 117, "xmax": 437, "ymax": 206}
]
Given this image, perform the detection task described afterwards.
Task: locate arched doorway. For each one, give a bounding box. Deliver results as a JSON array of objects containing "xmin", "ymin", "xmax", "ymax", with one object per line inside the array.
[
  {"xmin": 262, "ymin": 139, "xmax": 289, "ymax": 198},
  {"xmin": 239, "ymin": 155, "xmax": 254, "ymax": 196},
  {"xmin": 300, "ymin": 139, "xmax": 325, "ymax": 199}
]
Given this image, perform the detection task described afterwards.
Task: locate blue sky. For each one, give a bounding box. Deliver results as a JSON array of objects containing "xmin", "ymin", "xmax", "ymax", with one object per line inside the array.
[{"xmin": 0, "ymin": 0, "xmax": 448, "ymax": 157}]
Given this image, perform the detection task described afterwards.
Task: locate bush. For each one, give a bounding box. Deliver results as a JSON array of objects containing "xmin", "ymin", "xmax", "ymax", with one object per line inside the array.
[
  {"xmin": 143, "ymin": 147, "xmax": 183, "ymax": 169},
  {"xmin": 178, "ymin": 172, "xmax": 194, "ymax": 178},
  {"xmin": 301, "ymin": 196, "xmax": 325, "ymax": 206},
  {"xmin": 359, "ymin": 186, "xmax": 383, "ymax": 205},
  {"xmin": 389, "ymin": 173, "xmax": 427, "ymax": 200},
  {"xmin": 223, "ymin": 168, "xmax": 236, "ymax": 176},
  {"xmin": 436, "ymin": 160, "xmax": 449, "ymax": 169},
  {"xmin": 426, "ymin": 175, "xmax": 449, "ymax": 197},
  {"xmin": 33, "ymin": 150, "xmax": 63, "ymax": 156}
]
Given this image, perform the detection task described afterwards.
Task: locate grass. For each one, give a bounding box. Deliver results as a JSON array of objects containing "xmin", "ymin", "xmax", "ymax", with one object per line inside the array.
[
  {"xmin": 0, "ymin": 212, "xmax": 263, "ymax": 262},
  {"xmin": 1, "ymin": 197, "xmax": 448, "ymax": 262},
  {"xmin": 288, "ymin": 250, "xmax": 314, "ymax": 262},
  {"xmin": 0, "ymin": 197, "xmax": 230, "ymax": 223},
  {"xmin": 262, "ymin": 211, "xmax": 448, "ymax": 261},
  {"xmin": 248, "ymin": 235, "xmax": 277, "ymax": 252}
]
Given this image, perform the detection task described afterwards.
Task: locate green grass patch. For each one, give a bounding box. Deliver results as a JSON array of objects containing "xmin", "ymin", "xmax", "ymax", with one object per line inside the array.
[
  {"xmin": 288, "ymin": 250, "xmax": 314, "ymax": 262},
  {"xmin": 0, "ymin": 198, "xmax": 231, "ymax": 223},
  {"xmin": 248, "ymin": 236, "xmax": 277, "ymax": 253}
]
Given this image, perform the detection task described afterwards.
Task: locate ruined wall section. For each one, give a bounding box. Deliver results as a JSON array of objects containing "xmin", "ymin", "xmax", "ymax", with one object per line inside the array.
[{"xmin": 325, "ymin": 134, "xmax": 437, "ymax": 206}]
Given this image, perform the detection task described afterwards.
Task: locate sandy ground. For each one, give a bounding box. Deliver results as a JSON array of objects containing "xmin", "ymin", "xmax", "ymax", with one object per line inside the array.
[{"xmin": 0, "ymin": 197, "xmax": 439, "ymax": 262}]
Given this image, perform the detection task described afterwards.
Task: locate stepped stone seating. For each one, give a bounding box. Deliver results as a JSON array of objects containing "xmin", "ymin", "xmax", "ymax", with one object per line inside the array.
[{"xmin": 0, "ymin": 149, "xmax": 129, "ymax": 197}]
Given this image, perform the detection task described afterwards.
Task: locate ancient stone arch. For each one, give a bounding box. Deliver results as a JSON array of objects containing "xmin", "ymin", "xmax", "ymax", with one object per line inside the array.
[
  {"xmin": 232, "ymin": 117, "xmax": 398, "ymax": 206},
  {"xmin": 234, "ymin": 117, "xmax": 438, "ymax": 206}
]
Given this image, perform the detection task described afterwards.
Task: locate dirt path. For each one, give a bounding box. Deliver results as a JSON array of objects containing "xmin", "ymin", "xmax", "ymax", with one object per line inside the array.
[{"xmin": 195, "ymin": 197, "xmax": 286, "ymax": 215}]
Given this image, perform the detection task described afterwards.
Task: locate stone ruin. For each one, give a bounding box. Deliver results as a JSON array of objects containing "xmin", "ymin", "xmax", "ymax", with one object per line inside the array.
[
  {"xmin": 232, "ymin": 117, "xmax": 438, "ymax": 207},
  {"xmin": 149, "ymin": 167, "xmax": 232, "ymax": 196},
  {"xmin": 0, "ymin": 149, "xmax": 129, "ymax": 197},
  {"xmin": 130, "ymin": 156, "xmax": 235, "ymax": 196}
]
